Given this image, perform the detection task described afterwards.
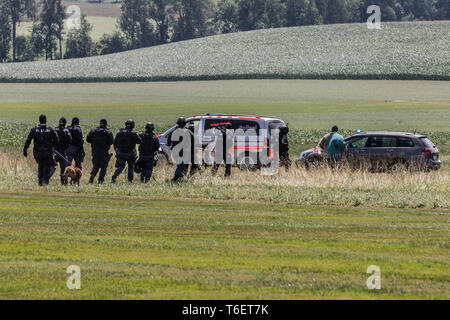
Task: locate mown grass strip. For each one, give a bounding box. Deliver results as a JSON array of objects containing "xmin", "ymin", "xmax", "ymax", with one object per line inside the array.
[{"xmin": 0, "ymin": 192, "xmax": 448, "ymax": 299}]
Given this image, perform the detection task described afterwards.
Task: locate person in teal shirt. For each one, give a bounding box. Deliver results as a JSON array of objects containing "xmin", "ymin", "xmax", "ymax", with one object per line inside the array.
[{"xmin": 327, "ymin": 126, "xmax": 346, "ymax": 166}]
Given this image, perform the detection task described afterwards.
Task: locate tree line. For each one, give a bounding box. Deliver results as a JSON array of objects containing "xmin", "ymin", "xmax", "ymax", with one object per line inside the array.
[{"xmin": 1, "ymin": 0, "xmax": 448, "ymax": 62}]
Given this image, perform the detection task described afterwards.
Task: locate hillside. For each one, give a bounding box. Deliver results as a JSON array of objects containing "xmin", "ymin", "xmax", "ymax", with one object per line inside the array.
[{"xmin": 1, "ymin": 22, "xmax": 449, "ymax": 82}]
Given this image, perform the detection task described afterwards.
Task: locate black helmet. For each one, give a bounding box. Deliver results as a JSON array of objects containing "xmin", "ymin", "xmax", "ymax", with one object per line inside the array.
[
  {"xmin": 71, "ymin": 117, "xmax": 79, "ymax": 126},
  {"xmin": 332, "ymin": 125, "xmax": 338, "ymax": 132},
  {"xmin": 100, "ymin": 118, "xmax": 107, "ymax": 128},
  {"xmin": 176, "ymin": 117, "xmax": 186, "ymax": 127},
  {"xmin": 125, "ymin": 119, "xmax": 135, "ymax": 130},
  {"xmin": 59, "ymin": 117, "xmax": 67, "ymax": 127},
  {"xmin": 145, "ymin": 122, "xmax": 155, "ymax": 132},
  {"xmin": 39, "ymin": 114, "xmax": 47, "ymax": 124}
]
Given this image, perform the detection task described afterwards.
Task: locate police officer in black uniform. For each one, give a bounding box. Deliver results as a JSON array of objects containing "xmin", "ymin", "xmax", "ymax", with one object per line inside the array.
[
  {"xmin": 112, "ymin": 119, "xmax": 141, "ymax": 183},
  {"xmin": 86, "ymin": 118, "xmax": 114, "ymax": 184},
  {"xmin": 138, "ymin": 122, "xmax": 160, "ymax": 183},
  {"xmin": 66, "ymin": 117, "xmax": 85, "ymax": 169},
  {"xmin": 187, "ymin": 123, "xmax": 201, "ymax": 176},
  {"xmin": 212, "ymin": 122, "xmax": 233, "ymax": 177},
  {"xmin": 50, "ymin": 117, "xmax": 72, "ymax": 185},
  {"xmin": 279, "ymin": 125, "xmax": 291, "ymax": 170},
  {"xmin": 168, "ymin": 117, "xmax": 194, "ymax": 182},
  {"xmin": 23, "ymin": 115, "xmax": 59, "ymax": 186}
]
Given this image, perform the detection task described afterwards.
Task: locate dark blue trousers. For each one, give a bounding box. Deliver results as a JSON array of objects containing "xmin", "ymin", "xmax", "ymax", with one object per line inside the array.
[
  {"xmin": 34, "ymin": 151, "xmax": 52, "ymax": 185},
  {"xmin": 50, "ymin": 151, "xmax": 68, "ymax": 184},
  {"xmin": 172, "ymin": 163, "xmax": 189, "ymax": 181},
  {"xmin": 90, "ymin": 153, "xmax": 110, "ymax": 183},
  {"xmin": 140, "ymin": 155, "xmax": 154, "ymax": 183},
  {"xmin": 66, "ymin": 145, "xmax": 83, "ymax": 169},
  {"xmin": 113, "ymin": 152, "xmax": 136, "ymax": 182}
]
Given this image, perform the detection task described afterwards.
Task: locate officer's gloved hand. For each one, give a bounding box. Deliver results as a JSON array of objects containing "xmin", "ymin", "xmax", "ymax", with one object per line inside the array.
[{"xmin": 23, "ymin": 149, "xmax": 27, "ymax": 157}]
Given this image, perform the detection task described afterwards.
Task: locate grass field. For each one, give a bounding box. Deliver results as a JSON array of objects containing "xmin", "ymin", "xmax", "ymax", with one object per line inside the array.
[
  {"xmin": 0, "ymin": 80, "xmax": 448, "ymax": 299},
  {"xmin": 17, "ymin": 16, "xmax": 118, "ymax": 42},
  {"xmin": 0, "ymin": 192, "xmax": 448, "ymax": 299},
  {"xmin": 4, "ymin": 22, "xmax": 450, "ymax": 82}
]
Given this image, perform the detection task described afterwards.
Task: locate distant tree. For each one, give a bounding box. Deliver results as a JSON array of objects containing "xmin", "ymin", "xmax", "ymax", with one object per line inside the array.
[
  {"xmin": 315, "ymin": 0, "xmax": 327, "ymax": 21},
  {"xmin": 119, "ymin": 0, "xmax": 155, "ymax": 48},
  {"xmin": 215, "ymin": 0, "xmax": 239, "ymax": 33},
  {"xmin": 95, "ymin": 31, "xmax": 128, "ymax": 55},
  {"xmin": 35, "ymin": 0, "xmax": 66, "ymax": 60},
  {"xmin": 412, "ymin": 0, "xmax": 438, "ymax": 20},
  {"xmin": 148, "ymin": 0, "xmax": 173, "ymax": 44},
  {"xmin": 55, "ymin": 0, "xmax": 65, "ymax": 59},
  {"xmin": 383, "ymin": 5, "xmax": 397, "ymax": 21},
  {"xmin": 306, "ymin": 0, "xmax": 321, "ymax": 25},
  {"xmin": 393, "ymin": 1, "xmax": 406, "ymax": 20},
  {"xmin": 237, "ymin": 0, "xmax": 266, "ymax": 30},
  {"xmin": 65, "ymin": 14, "xmax": 94, "ymax": 58},
  {"xmin": 436, "ymin": 0, "xmax": 450, "ymax": 19},
  {"xmin": 2, "ymin": 0, "xmax": 35, "ymax": 61},
  {"xmin": 263, "ymin": 0, "xmax": 284, "ymax": 28},
  {"xmin": 14, "ymin": 35, "xmax": 28, "ymax": 61},
  {"xmin": 30, "ymin": 23, "xmax": 46, "ymax": 60},
  {"xmin": 172, "ymin": 0, "xmax": 216, "ymax": 41},
  {"xmin": 0, "ymin": 4, "xmax": 11, "ymax": 62},
  {"xmin": 345, "ymin": 0, "xmax": 361, "ymax": 22},
  {"xmin": 325, "ymin": 0, "xmax": 347, "ymax": 24},
  {"xmin": 285, "ymin": 0, "xmax": 308, "ymax": 26},
  {"xmin": 15, "ymin": 35, "xmax": 38, "ymax": 61}
]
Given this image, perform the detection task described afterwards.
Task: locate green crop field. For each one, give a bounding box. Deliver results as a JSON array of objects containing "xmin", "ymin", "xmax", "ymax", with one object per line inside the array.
[
  {"xmin": 0, "ymin": 80, "xmax": 449, "ymax": 299},
  {"xmin": 3, "ymin": 22, "xmax": 450, "ymax": 82},
  {"xmin": 0, "ymin": 193, "xmax": 448, "ymax": 299}
]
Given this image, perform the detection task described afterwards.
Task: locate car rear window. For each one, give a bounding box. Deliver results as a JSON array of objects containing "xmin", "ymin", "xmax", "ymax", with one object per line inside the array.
[
  {"xmin": 420, "ymin": 137, "xmax": 435, "ymax": 148},
  {"xmin": 396, "ymin": 137, "xmax": 414, "ymax": 147}
]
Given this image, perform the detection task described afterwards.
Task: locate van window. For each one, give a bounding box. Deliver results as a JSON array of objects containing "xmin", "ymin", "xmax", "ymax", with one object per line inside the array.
[
  {"xmin": 233, "ymin": 120, "xmax": 260, "ymax": 131},
  {"xmin": 204, "ymin": 119, "xmax": 232, "ymax": 130},
  {"xmin": 268, "ymin": 121, "xmax": 284, "ymax": 130},
  {"xmin": 396, "ymin": 137, "xmax": 414, "ymax": 147}
]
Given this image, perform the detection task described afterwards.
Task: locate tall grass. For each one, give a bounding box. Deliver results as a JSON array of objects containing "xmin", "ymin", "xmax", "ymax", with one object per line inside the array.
[{"xmin": 1, "ymin": 147, "xmax": 448, "ymax": 209}]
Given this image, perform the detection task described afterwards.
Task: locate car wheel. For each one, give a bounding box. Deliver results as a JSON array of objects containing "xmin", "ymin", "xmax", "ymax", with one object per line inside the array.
[{"xmin": 388, "ymin": 159, "xmax": 409, "ymax": 173}]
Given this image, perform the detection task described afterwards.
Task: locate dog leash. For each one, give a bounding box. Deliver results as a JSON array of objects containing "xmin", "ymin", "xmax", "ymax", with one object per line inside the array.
[{"xmin": 54, "ymin": 150, "xmax": 68, "ymax": 163}]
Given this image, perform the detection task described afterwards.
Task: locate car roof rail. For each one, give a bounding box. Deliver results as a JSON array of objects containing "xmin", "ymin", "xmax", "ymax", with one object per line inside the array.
[{"xmin": 203, "ymin": 112, "xmax": 272, "ymax": 118}]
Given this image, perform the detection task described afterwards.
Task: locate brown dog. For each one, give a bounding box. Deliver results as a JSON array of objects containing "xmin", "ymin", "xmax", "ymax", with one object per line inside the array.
[{"xmin": 63, "ymin": 166, "xmax": 82, "ymax": 185}]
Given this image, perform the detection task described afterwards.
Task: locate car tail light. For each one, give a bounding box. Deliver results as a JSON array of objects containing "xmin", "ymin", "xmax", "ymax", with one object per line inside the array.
[
  {"xmin": 422, "ymin": 148, "xmax": 433, "ymax": 154},
  {"xmin": 157, "ymin": 135, "xmax": 161, "ymax": 139},
  {"xmin": 265, "ymin": 137, "xmax": 273, "ymax": 158}
]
